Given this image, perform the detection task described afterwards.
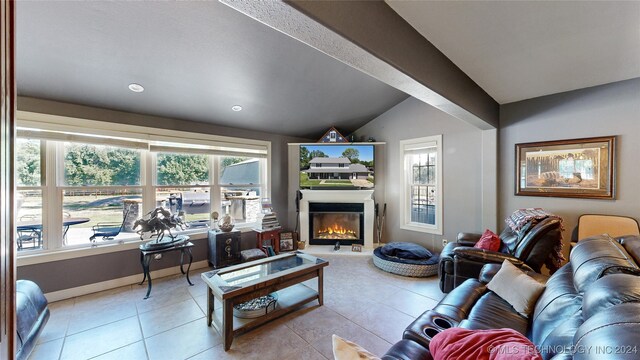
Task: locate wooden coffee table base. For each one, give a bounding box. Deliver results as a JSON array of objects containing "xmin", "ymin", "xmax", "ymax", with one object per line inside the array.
[{"xmin": 205, "ymin": 267, "xmax": 324, "ymax": 351}]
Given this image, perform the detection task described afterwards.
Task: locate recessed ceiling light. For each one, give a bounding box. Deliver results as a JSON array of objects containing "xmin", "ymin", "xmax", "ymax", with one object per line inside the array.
[
  {"xmin": 128, "ymin": 83, "xmax": 144, "ymax": 93},
  {"xmin": 231, "ymin": 105, "xmax": 243, "ymax": 112}
]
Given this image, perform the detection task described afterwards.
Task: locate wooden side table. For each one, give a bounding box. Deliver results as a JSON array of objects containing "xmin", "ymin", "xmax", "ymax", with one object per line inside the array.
[{"xmin": 254, "ymin": 228, "xmax": 281, "ymax": 254}]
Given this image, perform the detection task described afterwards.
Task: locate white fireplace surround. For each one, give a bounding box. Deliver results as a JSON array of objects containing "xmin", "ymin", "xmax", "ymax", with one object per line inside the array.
[{"xmin": 299, "ymin": 190, "xmax": 375, "ymax": 249}]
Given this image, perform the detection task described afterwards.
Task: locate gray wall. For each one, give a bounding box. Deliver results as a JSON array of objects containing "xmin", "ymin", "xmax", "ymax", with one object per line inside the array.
[
  {"xmin": 353, "ymin": 97, "xmax": 484, "ymax": 251},
  {"xmin": 17, "ymin": 96, "xmax": 311, "ymax": 293},
  {"xmin": 500, "ymin": 78, "xmax": 640, "ymax": 256},
  {"xmin": 18, "ymin": 233, "xmax": 261, "ymax": 294}
]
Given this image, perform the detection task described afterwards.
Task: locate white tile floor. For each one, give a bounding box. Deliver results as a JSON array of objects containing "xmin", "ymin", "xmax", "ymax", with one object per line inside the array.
[{"xmin": 29, "ymin": 255, "xmax": 444, "ymax": 360}]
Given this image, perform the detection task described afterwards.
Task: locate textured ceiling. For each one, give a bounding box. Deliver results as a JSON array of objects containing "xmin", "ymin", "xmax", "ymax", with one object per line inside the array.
[
  {"xmin": 16, "ymin": 1, "xmax": 408, "ymax": 139},
  {"xmin": 387, "ymin": 1, "xmax": 640, "ymax": 104}
]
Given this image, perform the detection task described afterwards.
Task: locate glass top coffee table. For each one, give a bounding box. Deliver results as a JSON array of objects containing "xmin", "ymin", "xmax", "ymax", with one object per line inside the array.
[{"xmin": 201, "ymin": 251, "xmax": 329, "ymax": 351}]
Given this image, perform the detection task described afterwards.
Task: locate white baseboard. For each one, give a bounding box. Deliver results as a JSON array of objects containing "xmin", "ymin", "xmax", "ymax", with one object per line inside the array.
[{"xmin": 44, "ymin": 260, "xmax": 209, "ymax": 302}]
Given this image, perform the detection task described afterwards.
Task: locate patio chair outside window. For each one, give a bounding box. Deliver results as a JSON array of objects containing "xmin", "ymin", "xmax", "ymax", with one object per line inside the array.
[
  {"xmin": 17, "ymin": 215, "xmax": 43, "ymax": 250},
  {"xmin": 17, "ymin": 229, "xmax": 42, "ymax": 250},
  {"xmin": 89, "ymin": 208, "xmax": 131, "ymax": 244}
]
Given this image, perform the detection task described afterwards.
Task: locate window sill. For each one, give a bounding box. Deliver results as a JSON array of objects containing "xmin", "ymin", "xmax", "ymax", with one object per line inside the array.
[
  {"xmin": 17, "ymin": 223, "xmax": 258, "ymax": 266},
  {"xmin": 400, "ymin": 223, "xmax": 443, "ymax": 235}
]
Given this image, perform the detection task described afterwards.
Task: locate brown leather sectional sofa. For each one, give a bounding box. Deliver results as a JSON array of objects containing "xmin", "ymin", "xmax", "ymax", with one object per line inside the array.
[{"xmin": 382, "ymin": 234, "xmax": 640, "ymax": 359}]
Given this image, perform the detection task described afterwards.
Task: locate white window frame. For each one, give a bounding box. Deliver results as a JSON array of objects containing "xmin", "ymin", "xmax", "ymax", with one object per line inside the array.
[
  {"xmin": 15, "ymin": 111, "xmax": 271, "ymax": 261},
  {"xmin": 399, "ymin": 135, "xmax": 443, "ymax": 235},
  {"xmin": 15, "ymin": 139, "xmax": 48, "ymax": 250}
]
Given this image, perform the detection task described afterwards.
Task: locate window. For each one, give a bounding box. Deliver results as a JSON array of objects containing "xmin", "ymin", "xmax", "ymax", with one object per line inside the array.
[
  {"xmin": 219, "ymin": 156, "xmax": 265, "ymax": 224},
  {"xmin": 155, "ymin": 152, "xmax": 211, "ymax": 224},
  {"xmin": 61, "ymin": 143, "xmax": 143, "ymax": 246},
  {"xmin": 15, "ymin": 118, "xmax": 270, "ymax": 255},
  {"xmin": 16, "ymin": 139, "xmax": 44, "ymax": 251},
  {"xmin": 400, "ymin": 135, "xmax": 443, "ymax": 234}
]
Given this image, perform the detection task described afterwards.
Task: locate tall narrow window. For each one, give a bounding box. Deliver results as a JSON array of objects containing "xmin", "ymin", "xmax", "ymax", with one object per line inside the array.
[
  {"xmin": 400, "ymin": 135, "xmax": 443, "ymax": 234},
  {"xmin": 15, "ymin": 139, "xmax": 45, "ymax": 251}
]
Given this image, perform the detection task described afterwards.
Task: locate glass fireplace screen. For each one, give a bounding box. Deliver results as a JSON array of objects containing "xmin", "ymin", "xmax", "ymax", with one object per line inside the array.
[{"xmin": 311, "ymin": 213, "xmax": 361, "ymax": 240}]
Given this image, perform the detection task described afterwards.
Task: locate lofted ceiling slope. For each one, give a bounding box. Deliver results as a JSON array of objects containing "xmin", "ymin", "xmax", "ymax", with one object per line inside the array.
[
  {"xmin": 387, "ymin": 0, "xmax": 640, "ymax": 104},
  {"xmin": 16, "ymin": 1, "xmax": 408, "ymax": 139}
]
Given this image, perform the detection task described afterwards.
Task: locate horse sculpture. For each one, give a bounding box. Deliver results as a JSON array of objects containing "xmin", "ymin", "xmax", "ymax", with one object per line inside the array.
[{"xmin": 134, "ymin": 207, "xmax": 187, "ymax": 242}]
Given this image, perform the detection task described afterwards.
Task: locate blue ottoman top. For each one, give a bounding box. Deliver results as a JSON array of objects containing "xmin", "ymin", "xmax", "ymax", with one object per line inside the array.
[{"xmin": 380, "ymin": 242, "xmax": 433, "ymax": 260}]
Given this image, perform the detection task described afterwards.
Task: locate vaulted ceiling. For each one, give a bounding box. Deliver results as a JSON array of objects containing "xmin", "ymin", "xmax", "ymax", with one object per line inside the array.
[
  {"xmin": 16, "ymin": 1, "xmax": 408, "ymax": 139},
  {"xmin": 387, "ymin": 0, "xmax": 640, "ymax": 104},
  {"xmin": 16, "ymin": 1, "xmax": 640, "ymax": 138}
]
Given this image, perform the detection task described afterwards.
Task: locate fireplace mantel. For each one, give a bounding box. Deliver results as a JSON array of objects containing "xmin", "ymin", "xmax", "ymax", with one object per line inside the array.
[{"xmin": 299, "ymin": 190, "xmax": 375, "ymax": 249}]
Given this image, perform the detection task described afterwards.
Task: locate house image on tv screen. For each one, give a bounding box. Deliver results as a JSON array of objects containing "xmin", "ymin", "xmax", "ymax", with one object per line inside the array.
[
  {"xmin": 306, "ymin": 157, "xmax": 369, "ymax": 179},
  {"xmin": 300, "ymin": 145, "xmax": 374, "ymax": 188}
]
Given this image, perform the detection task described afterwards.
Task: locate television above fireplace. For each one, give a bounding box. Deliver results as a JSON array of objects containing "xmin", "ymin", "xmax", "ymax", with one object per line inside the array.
[{"xmin": 299, "ymin": 144, "xmax": 374, "ymax": 189}]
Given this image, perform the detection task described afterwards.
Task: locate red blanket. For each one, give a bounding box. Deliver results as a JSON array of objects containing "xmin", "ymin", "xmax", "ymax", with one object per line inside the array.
[{"xmin": 430, "ymin": 328, "xmax": 542, "ymax": 360}]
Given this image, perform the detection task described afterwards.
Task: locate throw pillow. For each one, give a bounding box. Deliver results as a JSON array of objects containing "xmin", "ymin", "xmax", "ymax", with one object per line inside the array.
[
  {"xmin": 474, "ymin": 229, "xmax": 501, "ymax": 252},
  {"xmin": 487, "ymin": 260, "xmax": 546, "ymax": 317},
  {"xmin": 429, "ymin": 327, "xmax": 542, "ymax": 360},
  {"xmin": 332, "ymin": 334, "xmax": 381, "ymax": 360}
]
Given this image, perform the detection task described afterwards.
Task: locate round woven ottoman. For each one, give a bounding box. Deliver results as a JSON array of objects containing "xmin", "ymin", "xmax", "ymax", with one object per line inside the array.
[{"xmin": 373, "ymin": 243, "xmax": 439, "ymax": 277}]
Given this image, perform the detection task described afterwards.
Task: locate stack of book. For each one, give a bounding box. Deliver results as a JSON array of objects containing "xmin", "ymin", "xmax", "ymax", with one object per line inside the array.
[{"xmin": 260, "ymin": 212, "xmax": 280, "ymax": 230}]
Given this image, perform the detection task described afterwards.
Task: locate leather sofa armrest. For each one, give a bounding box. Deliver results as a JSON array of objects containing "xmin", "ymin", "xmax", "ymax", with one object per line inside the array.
[
  {"xmin": 478, "ymin": 263, "xmax": 503, "ymax": 283},
  {"xmin": 441, "ymin": 241, "xmax": 460, "ymax": 258},
  {"xmin": 453, "ymin": 247, "xmax": 525, "ymax": 266},
  {"xmin": 456, "ymin": 232, "xmax": 481, "ymax": 246},
  {"xmin": 403, "ymin": 310, "xmax": 459, "ymax": 350}
]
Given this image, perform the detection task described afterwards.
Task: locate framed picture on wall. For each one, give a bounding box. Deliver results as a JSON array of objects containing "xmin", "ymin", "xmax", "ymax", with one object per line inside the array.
[
  {"xmin": 279, "ymin": 231, "xmax": 295, "ymax": 252},
  {"xmin": 515, "ymin": 136, "xmax": 616, "ymax": 199}
]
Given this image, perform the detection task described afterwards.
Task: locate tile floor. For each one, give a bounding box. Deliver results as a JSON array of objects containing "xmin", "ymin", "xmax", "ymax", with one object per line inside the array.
[{"xmin": 29, "ymin": 255, "xmax": 445, "ymax": 360}]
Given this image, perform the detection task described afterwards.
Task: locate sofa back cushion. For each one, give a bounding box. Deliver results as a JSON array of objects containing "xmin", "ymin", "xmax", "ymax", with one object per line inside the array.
[
  {"xmin": 570, "ymin": 235, "xmax": 638, "ymax": 293},
  {"xmin": 582, "ymin": 273, "xmax": 640, "ymax": 320},
  {"xmin": 573, "ymin": 302, "xmax": 640, "ymax": 360},
  {"xmin": 499, "ymin": 218, "xmax": 563, "ymax": 273},
  {"xmin": 529, "ymin": 265, "xmax": 583, "ymax": 352},
  {"xmin": 618, "ymin": 235, "xmax": 640, "ymax": 264},
  {"xmin": 537, "ymin": 310, "xmax": 584, "ymax": 360},
  {"xmin": 459, "ymin": 292, "xmax": 529, "ymax": 335}
]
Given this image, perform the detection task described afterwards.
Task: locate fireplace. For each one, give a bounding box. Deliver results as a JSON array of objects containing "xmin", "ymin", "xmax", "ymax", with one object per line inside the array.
[
  {"xmin": 298, "ymin": 190, "xmax": 374, "ymax": 249},
  {"xmin": 309, "ymin": 203, "xmax": 364, "ymax": 245}
]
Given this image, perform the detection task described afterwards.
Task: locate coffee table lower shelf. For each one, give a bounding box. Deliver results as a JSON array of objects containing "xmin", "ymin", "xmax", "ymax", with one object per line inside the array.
[{"xmin": 210, "ymin": 284, "xmax": 319, "ymax": 348}]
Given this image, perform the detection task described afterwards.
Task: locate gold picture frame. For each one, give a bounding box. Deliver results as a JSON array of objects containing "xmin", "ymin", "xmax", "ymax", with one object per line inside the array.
[{"xmin": 515, "ymin": 136, "xmax": 616, "ymax": 199}]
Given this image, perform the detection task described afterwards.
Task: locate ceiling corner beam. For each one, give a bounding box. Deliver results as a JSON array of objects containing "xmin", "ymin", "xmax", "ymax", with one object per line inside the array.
[{"xmin": 219, "ymin": 0, "xmax": 498, "ymax": 130}]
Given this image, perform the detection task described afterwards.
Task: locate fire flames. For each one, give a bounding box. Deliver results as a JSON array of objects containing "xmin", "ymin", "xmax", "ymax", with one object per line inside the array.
[{"xmin": 316, "ymin": 224, "xmax": 357, "ymax": 239}]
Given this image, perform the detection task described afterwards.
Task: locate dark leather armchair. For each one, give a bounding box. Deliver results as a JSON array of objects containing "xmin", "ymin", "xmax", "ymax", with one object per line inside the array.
[{"xmin": 438, "ymin": 217, "xmax": 563, "ymax": 293}]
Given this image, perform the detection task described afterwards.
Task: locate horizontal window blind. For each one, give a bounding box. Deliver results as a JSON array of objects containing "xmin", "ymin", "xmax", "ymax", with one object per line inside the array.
[
  {"xmin": 17, "ymin": 129, "xmax": 149, "ymax": 150},
  {"xmin": 17, "ymin": 129, "xmax": 268, "ymax": 157},
  {"xmin": 149, "ymin": 145, "xmax": 267, "ymax": 158}
]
